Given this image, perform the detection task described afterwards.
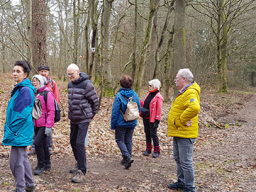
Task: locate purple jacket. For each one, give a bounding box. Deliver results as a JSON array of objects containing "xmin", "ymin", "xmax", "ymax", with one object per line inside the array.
[{"xmin": 33, "ymin": 86, "xmax": 55, "ymax": 128}]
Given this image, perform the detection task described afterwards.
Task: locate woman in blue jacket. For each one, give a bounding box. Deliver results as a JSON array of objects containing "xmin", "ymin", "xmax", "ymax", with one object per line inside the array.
[
  {"xmin": 111, "ymin": 75, "xmax": 141, "ymax": 169},
  {"xmin": 2, "ymin": 61, "xmax": 37, "ymax": 192}
]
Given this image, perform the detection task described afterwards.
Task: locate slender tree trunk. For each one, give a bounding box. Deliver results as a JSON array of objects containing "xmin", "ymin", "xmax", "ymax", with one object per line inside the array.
[
  {"xmin": 101, "ymin": 0, "xmax": 114, "ymax": 96},
  {"xmin": 32, "ymin": 0, "xmax": 47, "ymax": 73},
  {"xmin": 135, "ymin": 0, "xmax": 157, "ymax": 92},
  {"xmin": 25, "ymin": 0, "xmax": 32, "ymax": 64},
  {"xmin": 153, "ymin": 2, "xmax": 174, "ymax": 79},
  {"xmin": 172, "ymin": 0, "xmax": 186, "ymax": 95},
  {"xmin": 131, "ymin": 0, "xmax": 138, "ymax": 81},
  {"xmin": 0, "ymin": 19, "xmax": 5, "ymax": 73},
  {"xmin": 73, "ymin": 0, "xmax": 80, "ymax": 64},
  {"xmin": 218, "ymin": 0, "xmax": 228, "ymax": 93}
]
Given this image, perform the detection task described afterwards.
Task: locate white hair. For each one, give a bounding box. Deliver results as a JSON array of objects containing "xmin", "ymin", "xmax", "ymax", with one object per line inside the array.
[
  {"xmin": 178, "ymin": 68, "xmax": 194, "ymax": 82},
  {"xmin": 67, "ymin": 63, "xmax": 79, "ymax": 71},
  {"xmin": 148, "ymin": 79, "xmax": 161, "ymax": 90}
]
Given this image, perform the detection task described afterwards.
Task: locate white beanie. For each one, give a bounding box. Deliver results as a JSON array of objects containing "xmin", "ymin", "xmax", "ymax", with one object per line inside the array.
[{"xmin": 32, "ymin": 75, "xmax": 47, "ymax": 88}]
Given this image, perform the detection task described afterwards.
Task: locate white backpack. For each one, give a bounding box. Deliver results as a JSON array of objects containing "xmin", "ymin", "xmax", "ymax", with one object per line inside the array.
[{"xmin": 120, "ymin": 96, "xmax": 139, "ymax": 121}]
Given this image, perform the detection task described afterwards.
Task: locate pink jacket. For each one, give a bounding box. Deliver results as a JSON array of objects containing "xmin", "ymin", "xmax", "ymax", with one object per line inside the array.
[
  {"xmin": 140, "ymin": 92, "xmax": 164, "ymax": 123},
  {"xmin": 34, "ymin": 86, "xmax": 55, "ymax": 128}
]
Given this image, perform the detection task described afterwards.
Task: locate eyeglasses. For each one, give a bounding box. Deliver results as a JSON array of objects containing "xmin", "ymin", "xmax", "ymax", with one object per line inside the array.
[{"xmin": 67, "ymin": 71, "xmax": 76, "ymax": 76}]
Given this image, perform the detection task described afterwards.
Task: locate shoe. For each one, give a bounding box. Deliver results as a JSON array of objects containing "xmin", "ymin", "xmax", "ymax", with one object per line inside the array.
[
  {"xmin": 183, "ymin": 187, "xmax": 195, "ymax": 192},
  {"xmin": 152, "ymin": 152, "xmax": 160, "ymax": 158},
  {"xmin": 70, "ymin": 163, "xmax": 78, "ymax": 173},
  {"xmin": 25, "ymin": 185, "xmax": 37, "ymax": 192},
  {"xmin": 28, "ymin": 149, "xmax": 36, "ymax": 156},
  {"xmin": 49, "ymin": 149, "xmax": 53, "ymax": 155},
  {"xmin": 34, "ymin": 166, "xmax": 45, "ymax": 175},
  {"xmin": 143, "ymin": 150, "xmax": 151, "ymax": 156},
  {"xmin": 72, "ymin": 170, "xmax": 85, "ymax": 183},
  {"xmin": 45, "ymin": 164, "xmax": 52, "ymax": 171},
  {"xmin": 124, "ymin": 156, "xmax": 134, "ymax": 169},
  {"xmin": 167, "ymin": 181, "xmax": 185, "ymax": 190},
  {"xmin": 120, "ymin": 158, "xmax": 125, "ymax": 166}
]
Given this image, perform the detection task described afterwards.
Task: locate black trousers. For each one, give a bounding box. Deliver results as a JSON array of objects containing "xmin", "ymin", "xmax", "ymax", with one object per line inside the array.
[
  {"xmin": 70, "ymin": 122, "xmax": 89, "ymax": 174},
  {"xmin": 34, "ymin": 127, "xmax": 50, "ymax": 168},
  {"xmin": 143, "ymin": 117, "xmax": 159, "ymax": 147}
]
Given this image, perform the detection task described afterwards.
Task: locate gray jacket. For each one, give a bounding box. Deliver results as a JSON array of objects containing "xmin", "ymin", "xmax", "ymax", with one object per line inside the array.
[{"xmin": 68, "ymin": 72, "xmax": 99, "ymax": 124}]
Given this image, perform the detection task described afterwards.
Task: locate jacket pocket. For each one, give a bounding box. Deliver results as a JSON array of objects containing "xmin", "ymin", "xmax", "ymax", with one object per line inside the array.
[{"xmin": 79, "ymin": 104, "xmax": 87, "ymax": 117}]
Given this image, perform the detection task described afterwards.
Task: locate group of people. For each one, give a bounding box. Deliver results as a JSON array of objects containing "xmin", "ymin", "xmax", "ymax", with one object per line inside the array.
[{"xmin": 2, "ymin": 61, "xmax": 200, "ymax": 192}]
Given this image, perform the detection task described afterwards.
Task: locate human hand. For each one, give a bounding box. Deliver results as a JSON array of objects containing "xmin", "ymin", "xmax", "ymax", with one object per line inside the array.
[
  {"xmin": 186, "ymin": 120, "xmax": 192, "ymax": 126},
  {"xmin": 45, "ymin": 127, "xmax": 52, "ymax": 136},
  {"xmin": 154, "ymin": 120, "xmax": 160, "ymax": 129}
]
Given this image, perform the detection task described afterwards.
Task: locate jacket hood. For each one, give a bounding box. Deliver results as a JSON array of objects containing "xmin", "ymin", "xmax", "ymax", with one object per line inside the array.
[
  {"xmin": 119, "ymin": 88, "xmax": 135, "ymax": 98},
  {"xmin": 72, "ymin": 72, "xmax": 89, "ymax": 84},
  {"xmin": 31, "ymin": 75, "xmax": 47, "ymax": 88},
  {"xmin": 11, "ymin": 78, "xmax": 36, "ymax": 96},
  {"xmin": 179, "ymin": 82, "xmax": 200, "ymax": 96},
  {"xmin": 187, "ymin": 82, "xmax": 201, "ymax": 95}
]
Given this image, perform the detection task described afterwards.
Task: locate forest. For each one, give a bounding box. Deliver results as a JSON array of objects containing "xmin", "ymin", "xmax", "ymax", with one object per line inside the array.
[
  {"xmin": 0, "ymin": 0, "xmax": 256, "ymax": 97},
  {"xmin": 1, "ymin": 0, "xmax": 256, "ymax": 191}
]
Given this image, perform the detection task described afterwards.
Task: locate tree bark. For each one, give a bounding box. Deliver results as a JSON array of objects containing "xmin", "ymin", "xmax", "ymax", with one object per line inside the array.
[{"xmin": 32, "ymin": 0, "xmax": 47, "ymax": 73}]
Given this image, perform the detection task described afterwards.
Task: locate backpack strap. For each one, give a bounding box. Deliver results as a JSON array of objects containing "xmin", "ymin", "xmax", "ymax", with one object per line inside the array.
[
  {"xmin": 119, "ymin": 95, "xmax": 132, "ymax": 117},
  {"xmin": 38, "ymin": 91, "xmax": 50, "ymax": 104}
]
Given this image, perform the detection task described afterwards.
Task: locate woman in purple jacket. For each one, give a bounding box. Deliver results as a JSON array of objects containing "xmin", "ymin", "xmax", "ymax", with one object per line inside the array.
[{"xmin": 31, "ymin": 75, "xmax": 55, "ymax": 175}]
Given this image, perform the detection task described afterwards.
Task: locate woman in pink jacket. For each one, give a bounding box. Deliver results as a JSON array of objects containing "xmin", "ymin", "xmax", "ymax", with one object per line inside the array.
[
  {"xmin": 140, "ymin": 79, "xmax": 163, "ymax": 158},
  {"xmin": 32, "ymin": 75, "xmax": 55, "ymax": 175}
]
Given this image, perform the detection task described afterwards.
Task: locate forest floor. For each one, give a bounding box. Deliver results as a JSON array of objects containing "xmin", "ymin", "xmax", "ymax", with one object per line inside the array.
[{"xmin": 0, "ymin": 73, "xmax": 256, "ymax": 192}]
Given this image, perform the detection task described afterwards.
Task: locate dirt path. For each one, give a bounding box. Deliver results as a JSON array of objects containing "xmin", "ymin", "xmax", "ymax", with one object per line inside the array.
[{"xmin": 1, "ymin": 95, "xmax": 256, "ymax": 191}]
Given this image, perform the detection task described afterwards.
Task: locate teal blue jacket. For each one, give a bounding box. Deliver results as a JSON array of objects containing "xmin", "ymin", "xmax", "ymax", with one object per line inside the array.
[{"xmin": 2, "ymin": 78, "xmax": 36, "ymax": 146}]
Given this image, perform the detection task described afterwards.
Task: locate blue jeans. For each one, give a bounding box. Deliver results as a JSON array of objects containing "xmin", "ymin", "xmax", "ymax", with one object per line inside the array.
[
  {"xmin": 173, "ymin": 137, "xmax": 196, "ymax": 191},
  {"xmin": 115, "ymin": 127, "xmax": 134, "ymax": 157}
]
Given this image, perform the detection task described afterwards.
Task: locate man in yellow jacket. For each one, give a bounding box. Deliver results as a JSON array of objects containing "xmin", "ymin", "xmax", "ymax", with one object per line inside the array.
[{"xmin": 167, "ymin": 68, "xmax": 200, "ymax": 192}]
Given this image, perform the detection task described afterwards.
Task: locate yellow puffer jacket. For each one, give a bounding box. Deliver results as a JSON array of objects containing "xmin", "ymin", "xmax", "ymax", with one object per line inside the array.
[{"xmin": 167, "ymin": 82, "xmax": 200, "ymax": 138}]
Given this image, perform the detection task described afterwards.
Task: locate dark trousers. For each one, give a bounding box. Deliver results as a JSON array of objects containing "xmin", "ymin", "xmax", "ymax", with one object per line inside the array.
[
  {"xmin": 34, "ymin": 127, "xmax": 50, "ymax": 168},
  {"xmin": 143, "ymin": 117, "xmax": 159, "ymax": 147},
  {"xmin": 70, "ymin": 122, "xmax": 89, "ymax": 174},
  {"xmin": 115, "ymin": 127, "xmax": 134, "ymax": 157}
]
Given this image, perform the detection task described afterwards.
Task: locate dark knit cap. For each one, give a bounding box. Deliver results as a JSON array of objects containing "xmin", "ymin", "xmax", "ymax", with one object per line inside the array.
[{"xmin": 38, "ymin": 65, "xmax": 50, "ymax": 71}]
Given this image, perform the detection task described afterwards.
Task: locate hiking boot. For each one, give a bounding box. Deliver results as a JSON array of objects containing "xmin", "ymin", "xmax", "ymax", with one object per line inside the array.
[
  {"xmin": 143, "ymin": 150, "xmax": 151, "ymax": 156},
  {"xmin": 152, "ymin": 152, "xmax": 160, "ymax": 158},
  {"xmin": 28, "ymin": 149, "xmax": 36, "ymax": 156},
  {"xmin": 72, "ymin": 170, "xmax": 85, "ymax": 183},
  {"xmin": 120, "ymin": 157, "xmax": 125, "ymax": 166},
  {"xmin": 167, "ymin": 181, "xmax": 185, "ymax": 190},
  {"xmin": 70, "ymin": 163, "xmax": 78, "ymax": 173},
  {"xmin": 183, "ymin": 187, "xmax": 195, "ymax": 192},
  {"xmin": 123, "ymin": 156, "xmax": 134, "ymax": 169},
  {"xmin": 34, "ymin": 166, "xmax": 45, "ymax": 175},
  {"xmin": 45, "ymin": 164, "xmax": 52, "ymax": 171},
  {"xmin": 25, "ymin": 185, "xmax": 37, "ymax": 192}
]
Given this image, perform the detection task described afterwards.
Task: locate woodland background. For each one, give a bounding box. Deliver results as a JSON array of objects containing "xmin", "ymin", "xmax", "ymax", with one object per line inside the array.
[
  {"xmin": 0, "ymin": 0, "xmax": 256, "ymax": 97},
  {"xmin": 0, "ymin": 0, "xmax": 256, "ymax": 191}
]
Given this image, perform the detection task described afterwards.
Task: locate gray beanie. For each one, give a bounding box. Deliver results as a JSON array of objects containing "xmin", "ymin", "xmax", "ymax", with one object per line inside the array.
[{"xmin": 32, "ymin": 75, "xmax": 47, "ymax": 88}]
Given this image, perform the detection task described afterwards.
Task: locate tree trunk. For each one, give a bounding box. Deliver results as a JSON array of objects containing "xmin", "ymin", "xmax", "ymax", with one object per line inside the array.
[
  {"xmin": 172, "ymin": 0, "xmax": 186, "ymax": 95},
  {"xmin": 135, "ymin": 0, "xmax": 157, "ymax": 92},
  {"xmin": 101, "ymin": 0, "xmax": 114, "ymax": 96},
  {"xmin": 131, "ymin": 0, "xmax": 138, "ymax": 81},
  {"xmin": 153, "ymin": 2, "xmax": 174, "ymax": 79},
  {"xmin": 73, "ymin": 0, "xmax": 80, "ymax": 64},
  {"xmin": 218, "ymin": 0, "xmax": 228, "ymax": 93},
  {"xmin": 32, "ymin": 0, "xmax": 47, "ymax": 73}
]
